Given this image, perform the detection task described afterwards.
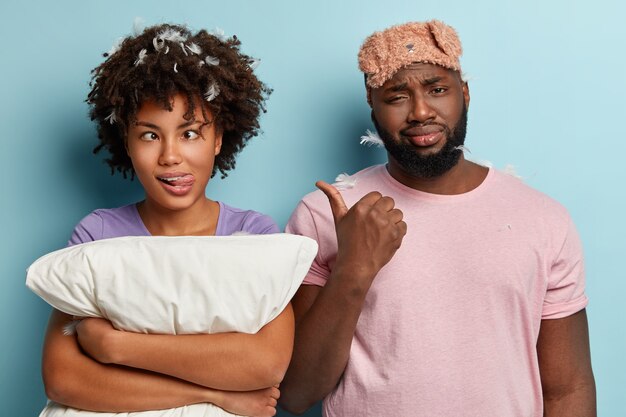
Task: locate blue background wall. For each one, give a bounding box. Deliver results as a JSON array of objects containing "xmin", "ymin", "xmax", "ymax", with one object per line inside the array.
[{"xmin": 1, "ymin": 0, "xmax": 624, "ymax": 415}]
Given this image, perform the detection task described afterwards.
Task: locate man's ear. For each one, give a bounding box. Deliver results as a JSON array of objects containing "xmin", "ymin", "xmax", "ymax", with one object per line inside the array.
[
  {"xmin": 462, "ymin": 81, "xmax": 470, "ymax": 110},
  {"xmin": 366, "ymin": 87, "xmax": 373, "ymax": 108}
]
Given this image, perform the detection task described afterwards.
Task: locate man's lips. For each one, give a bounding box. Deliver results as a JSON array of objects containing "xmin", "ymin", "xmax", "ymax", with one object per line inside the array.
[{"xmin": 401, "ymin": 126, "xmax": 444, "ymax": 147}]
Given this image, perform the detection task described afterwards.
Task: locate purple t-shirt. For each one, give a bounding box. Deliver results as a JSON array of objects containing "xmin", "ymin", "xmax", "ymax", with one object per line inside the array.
[{"xmin": 68, "ymin": 202, "xmax": 279, "ymax": 245}]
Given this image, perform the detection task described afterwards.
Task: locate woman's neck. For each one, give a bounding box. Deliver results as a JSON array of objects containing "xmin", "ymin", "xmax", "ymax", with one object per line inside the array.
[{"xmin": 137, "ymin": 198, "xmax": 220, "ymax": 236}]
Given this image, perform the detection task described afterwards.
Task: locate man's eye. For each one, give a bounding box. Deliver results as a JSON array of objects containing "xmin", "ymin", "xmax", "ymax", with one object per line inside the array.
[
  {"xmin": 183, "ymin": 130, "xmax": 200, "ymax": 140},
  {"xmin": 432, "ymin": 87, "xmax": 447, "ymax": 94},
  {"xmin": 388, "ymin": 95, "xmax": 407, "ymax": 103},
  {"xmin": 140, "ymin": 132, "xmax": 158, "ymax": 141}
]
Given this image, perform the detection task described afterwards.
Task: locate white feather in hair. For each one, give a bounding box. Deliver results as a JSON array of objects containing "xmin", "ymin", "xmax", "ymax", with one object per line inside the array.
[
  {"xmin": 205, "ymin": 56, "xmax": 220, "ymax": 66},
  {"xmin": 106, "ymin": 38, "xmax": 124, "ymax": 57},
  {"xmin": 205, "ymin": 83, "xmax": 220, "ymax": 102},
  {"xmin": 249, "ymin": 59, "xmax": 260, "ymax": 70},
  {"xmin": 134, "ymin": 49, "xmax": 147, "ymax": 66},
  {"xmin": 359, "ymin": 129, "xmax": 384, "ymax": 147},
  {"xmin": 158, "ymin": 28, "xmax": 187, "ymax": 43},
  {"xmin": 187, "ymin": 43, "xmax": 202, "ymax": 55},
  {"xmin": 210, "ymin": 27, "xmax": 228, "ymax": 42},
  {"xmin": 334, "ymin": 173, "xmax": 357, "ymax": 190},
  {"xmin": 132, "ymin": 17, "xmax": 145, "ymax": 36},
  {"xmin": 105, "ymin": 111, "xmax": 117, "ymax": 124}
]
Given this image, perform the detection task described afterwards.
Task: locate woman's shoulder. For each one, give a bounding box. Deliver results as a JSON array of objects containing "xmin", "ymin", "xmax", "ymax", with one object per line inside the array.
[
  {"xmin": 67, "ymin": 203, "xmax": 148, "ymax": 246},
  {"xmin": 217, "ymin": 202, "xmax": 279, "ymax": 236}
]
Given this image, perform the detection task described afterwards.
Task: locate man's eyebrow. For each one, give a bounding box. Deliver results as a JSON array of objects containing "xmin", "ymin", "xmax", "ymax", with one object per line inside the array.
[
  {"xmin": 386, "ymin": 82, "xmax": 408, "ymax": 92},
  {"xmin": 422, "ymin": 76, "xmax": 445, "ymax": 86}
]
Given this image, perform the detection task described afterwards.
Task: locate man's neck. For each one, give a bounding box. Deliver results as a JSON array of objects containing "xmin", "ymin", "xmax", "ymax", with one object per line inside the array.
[{"xmin": 386, "ymin": 156, "xmax": 489, "ymax": 195}]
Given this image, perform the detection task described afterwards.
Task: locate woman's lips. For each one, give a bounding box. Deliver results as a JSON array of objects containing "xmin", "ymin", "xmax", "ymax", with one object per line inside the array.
[{"xmin": 156, "ymin": 174, "xmax": 195, "ymax": 196}]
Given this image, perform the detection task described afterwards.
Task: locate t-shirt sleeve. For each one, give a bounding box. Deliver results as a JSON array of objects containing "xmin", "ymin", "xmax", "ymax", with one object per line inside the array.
[
  {"xmin": 285, "ymin": 200, "xmax": 330, "ymax": 287},
  {"xmin": 542, "ymin": 216, "xmax": 588, "ymax": 319},
  {"xmin": 67, "ymin": 211, "xmax": 104, "ymax": 247},
  {"xmin": 242, "ymin": 213, "xmax": 280, "ymax": 235}
]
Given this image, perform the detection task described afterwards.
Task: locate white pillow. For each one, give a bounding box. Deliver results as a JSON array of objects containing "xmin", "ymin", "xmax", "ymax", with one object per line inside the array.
[{"xmin": 26, "ymin": 233, "xmax": 317, "ymax": 417}]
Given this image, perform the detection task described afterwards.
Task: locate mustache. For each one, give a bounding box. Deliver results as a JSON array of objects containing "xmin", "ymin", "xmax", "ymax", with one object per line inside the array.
[{"xmin": 399, "ymin": 122, "xmax": 450, "ymax": 137}]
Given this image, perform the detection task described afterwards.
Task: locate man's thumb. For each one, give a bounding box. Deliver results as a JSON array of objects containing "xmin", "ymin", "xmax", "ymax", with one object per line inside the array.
[{"xmin": 316, "ymin": 180, "xmax": 348, "ymax": 226}]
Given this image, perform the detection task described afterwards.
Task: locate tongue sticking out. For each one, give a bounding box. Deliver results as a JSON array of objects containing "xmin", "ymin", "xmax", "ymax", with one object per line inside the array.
[{"xmin": 162, "ymin": 175, "xmax": 194, "ymax": 187}]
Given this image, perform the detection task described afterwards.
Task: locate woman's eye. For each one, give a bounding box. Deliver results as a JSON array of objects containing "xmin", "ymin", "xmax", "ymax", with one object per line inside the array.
[
  {"xmin": 183, "ymin": 130, "xmax": 200, "ymax": 140},
  {"xmin": 140, "ymin": 132, "xmax": 158, "ymax": 141}
]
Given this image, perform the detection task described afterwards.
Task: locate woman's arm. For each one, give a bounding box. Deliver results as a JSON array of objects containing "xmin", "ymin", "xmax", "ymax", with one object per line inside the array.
[
  {"xmin": 76, "ymin": 303, "xmax": 295, "ymax": 391},
  {"xmin": 43, "ymin": 309, "xmax": 282, "ymax": 416}
]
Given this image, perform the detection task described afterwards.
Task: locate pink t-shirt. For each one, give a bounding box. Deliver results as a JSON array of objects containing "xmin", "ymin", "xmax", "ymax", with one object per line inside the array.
[{"xmin": 286, "ymin": 165, "xmax": 587, "ymax": 417}]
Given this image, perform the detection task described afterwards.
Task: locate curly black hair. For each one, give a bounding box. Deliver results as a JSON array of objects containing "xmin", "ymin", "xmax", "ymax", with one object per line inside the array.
[{"xmin": 87, "ymin": 23, "xmax": 271, "ymax": 178}]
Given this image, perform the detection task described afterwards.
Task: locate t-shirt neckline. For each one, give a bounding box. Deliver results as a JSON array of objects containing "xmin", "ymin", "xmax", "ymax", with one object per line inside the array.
[{"xmin": 378, "ymin": 164, "xmax": 495, "ymax": 202}]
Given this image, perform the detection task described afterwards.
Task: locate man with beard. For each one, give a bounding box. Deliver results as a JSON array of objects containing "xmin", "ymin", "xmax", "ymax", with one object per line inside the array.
[{"xmin": 280, "ymin": 20, "xmax": 595, "ymax": 417}]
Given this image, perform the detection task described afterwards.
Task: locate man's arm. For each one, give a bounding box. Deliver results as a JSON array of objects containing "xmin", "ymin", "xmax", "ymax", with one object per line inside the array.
[
  {"xmin": 279, "ymin": 182, "xmax": 406, "ymax": 414},
  {"xmin": 75, "ymin": 303, "xmax": 294, "ymax": 391},
  {"xmin": 537, "ymin": 308, "xmax": 596, "ymax": 417},
  {"xmin": 44, "ymin": 309, "xmax": 287, "ymax": 414}
]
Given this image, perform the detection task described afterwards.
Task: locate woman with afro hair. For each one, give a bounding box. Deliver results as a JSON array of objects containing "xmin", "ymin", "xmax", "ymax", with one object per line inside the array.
[{"xmin": 41, "ymin": 24, "xmax": 290, "ymax": 417}]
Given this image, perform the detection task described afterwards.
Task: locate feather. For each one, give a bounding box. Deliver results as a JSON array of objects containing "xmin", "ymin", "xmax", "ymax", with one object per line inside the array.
[
  {"xmin": 62, "ymin": 320, "xmax": 80, "ymax": 336},
  {"xmin": 186, "ymin": 42, "xmax": 202, "ymax": 55},
  {"xmin": 460, "ymin": 72, "xmax": 475, "ymax": 83},
  {"xmin": 503, "ymin": 164, "xmax": 522, "ymax": 179},
  {"xmin": 205, "ymin": 55, "xmax": 220, "ymax": 66},
  {"xmin": 204, "ymin": 83, "xmax": 220, "ymax": 102},
  {"xmin": 174, "ymin": 63, "xmax": 178, "ymax": 73},
  {"xmin": 333, "ymin": 173, "xmax": 357, "ymax": 190},
  {"xmin": 105, "ymin": 111, "xmax": 117, "ymax": 124},
  {"xmin": 180, "ymin": 43, "xmax": 188, "ymax": 56},
  {"xmin": 359, "ymin": 129, "xmax": 384, "ymax": 147},
  {"xmin": 106, "ymin": 37, "xmax": 123, "ymax": 57},
  {"xmin": 132, "ymin": 17, "xmax": 145, "ymax": 36},
  {"xmin": 134, "ymin": 48, "xmax": 147, "ymax": 66},
  {"xmin": 153, "ymin": 36, "xmax": 165, "ymax": 52},
  {"xmin": 454, "ymin": 145, "xmax": 471, "ymax": 153},
  {"xmin": 249, "ymin": 58, "xmax": 260, "ymax": 70},
  {"xmin": 158, "ymin": 28, "xmax": 187, "ymax": 43},
  {"xmin": 211, "ymin": 27, "xmax": 228, "ymax": 42}
]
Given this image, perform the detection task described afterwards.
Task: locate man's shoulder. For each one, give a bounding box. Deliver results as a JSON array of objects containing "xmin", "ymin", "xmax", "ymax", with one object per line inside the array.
[{"xmin": 490, "ymin": 169, "xmax": 571, "ymax": 219}]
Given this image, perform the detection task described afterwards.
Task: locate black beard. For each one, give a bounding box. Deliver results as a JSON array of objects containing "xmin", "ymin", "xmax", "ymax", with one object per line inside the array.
[{"xmin": 372, "ymin": 105, "xmax": 468, "ymax": 179}]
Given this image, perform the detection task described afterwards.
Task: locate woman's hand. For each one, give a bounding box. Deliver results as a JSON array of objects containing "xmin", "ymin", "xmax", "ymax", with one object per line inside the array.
[
  {"xmin": 75, "ymin": 317, "xmax": 121, "ymax": 364},
  {"xmin": 214, "ymin": 386, "xmax": 280, "ymax": 417}
]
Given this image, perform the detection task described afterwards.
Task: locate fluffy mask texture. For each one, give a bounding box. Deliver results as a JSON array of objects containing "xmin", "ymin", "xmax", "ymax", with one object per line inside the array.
[{"xmin": 358, "ymin": 20, "xmax": 463, "ymax": 88}]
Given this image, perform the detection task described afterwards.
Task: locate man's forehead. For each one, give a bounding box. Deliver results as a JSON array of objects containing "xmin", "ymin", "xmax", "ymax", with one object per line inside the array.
[{"xmin": 382, "ymin": 63, "xmax": 456, "ymax": 87}]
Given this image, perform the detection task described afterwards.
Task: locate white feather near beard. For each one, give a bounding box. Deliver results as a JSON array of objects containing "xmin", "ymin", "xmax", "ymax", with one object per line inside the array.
[
  {"xmin": 454, "ymin": 145, "xmax": 471, "ymax": 153},
  {"xmin": 359, "ymin": 129, "xmax": 384, "ymax": 147}
]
